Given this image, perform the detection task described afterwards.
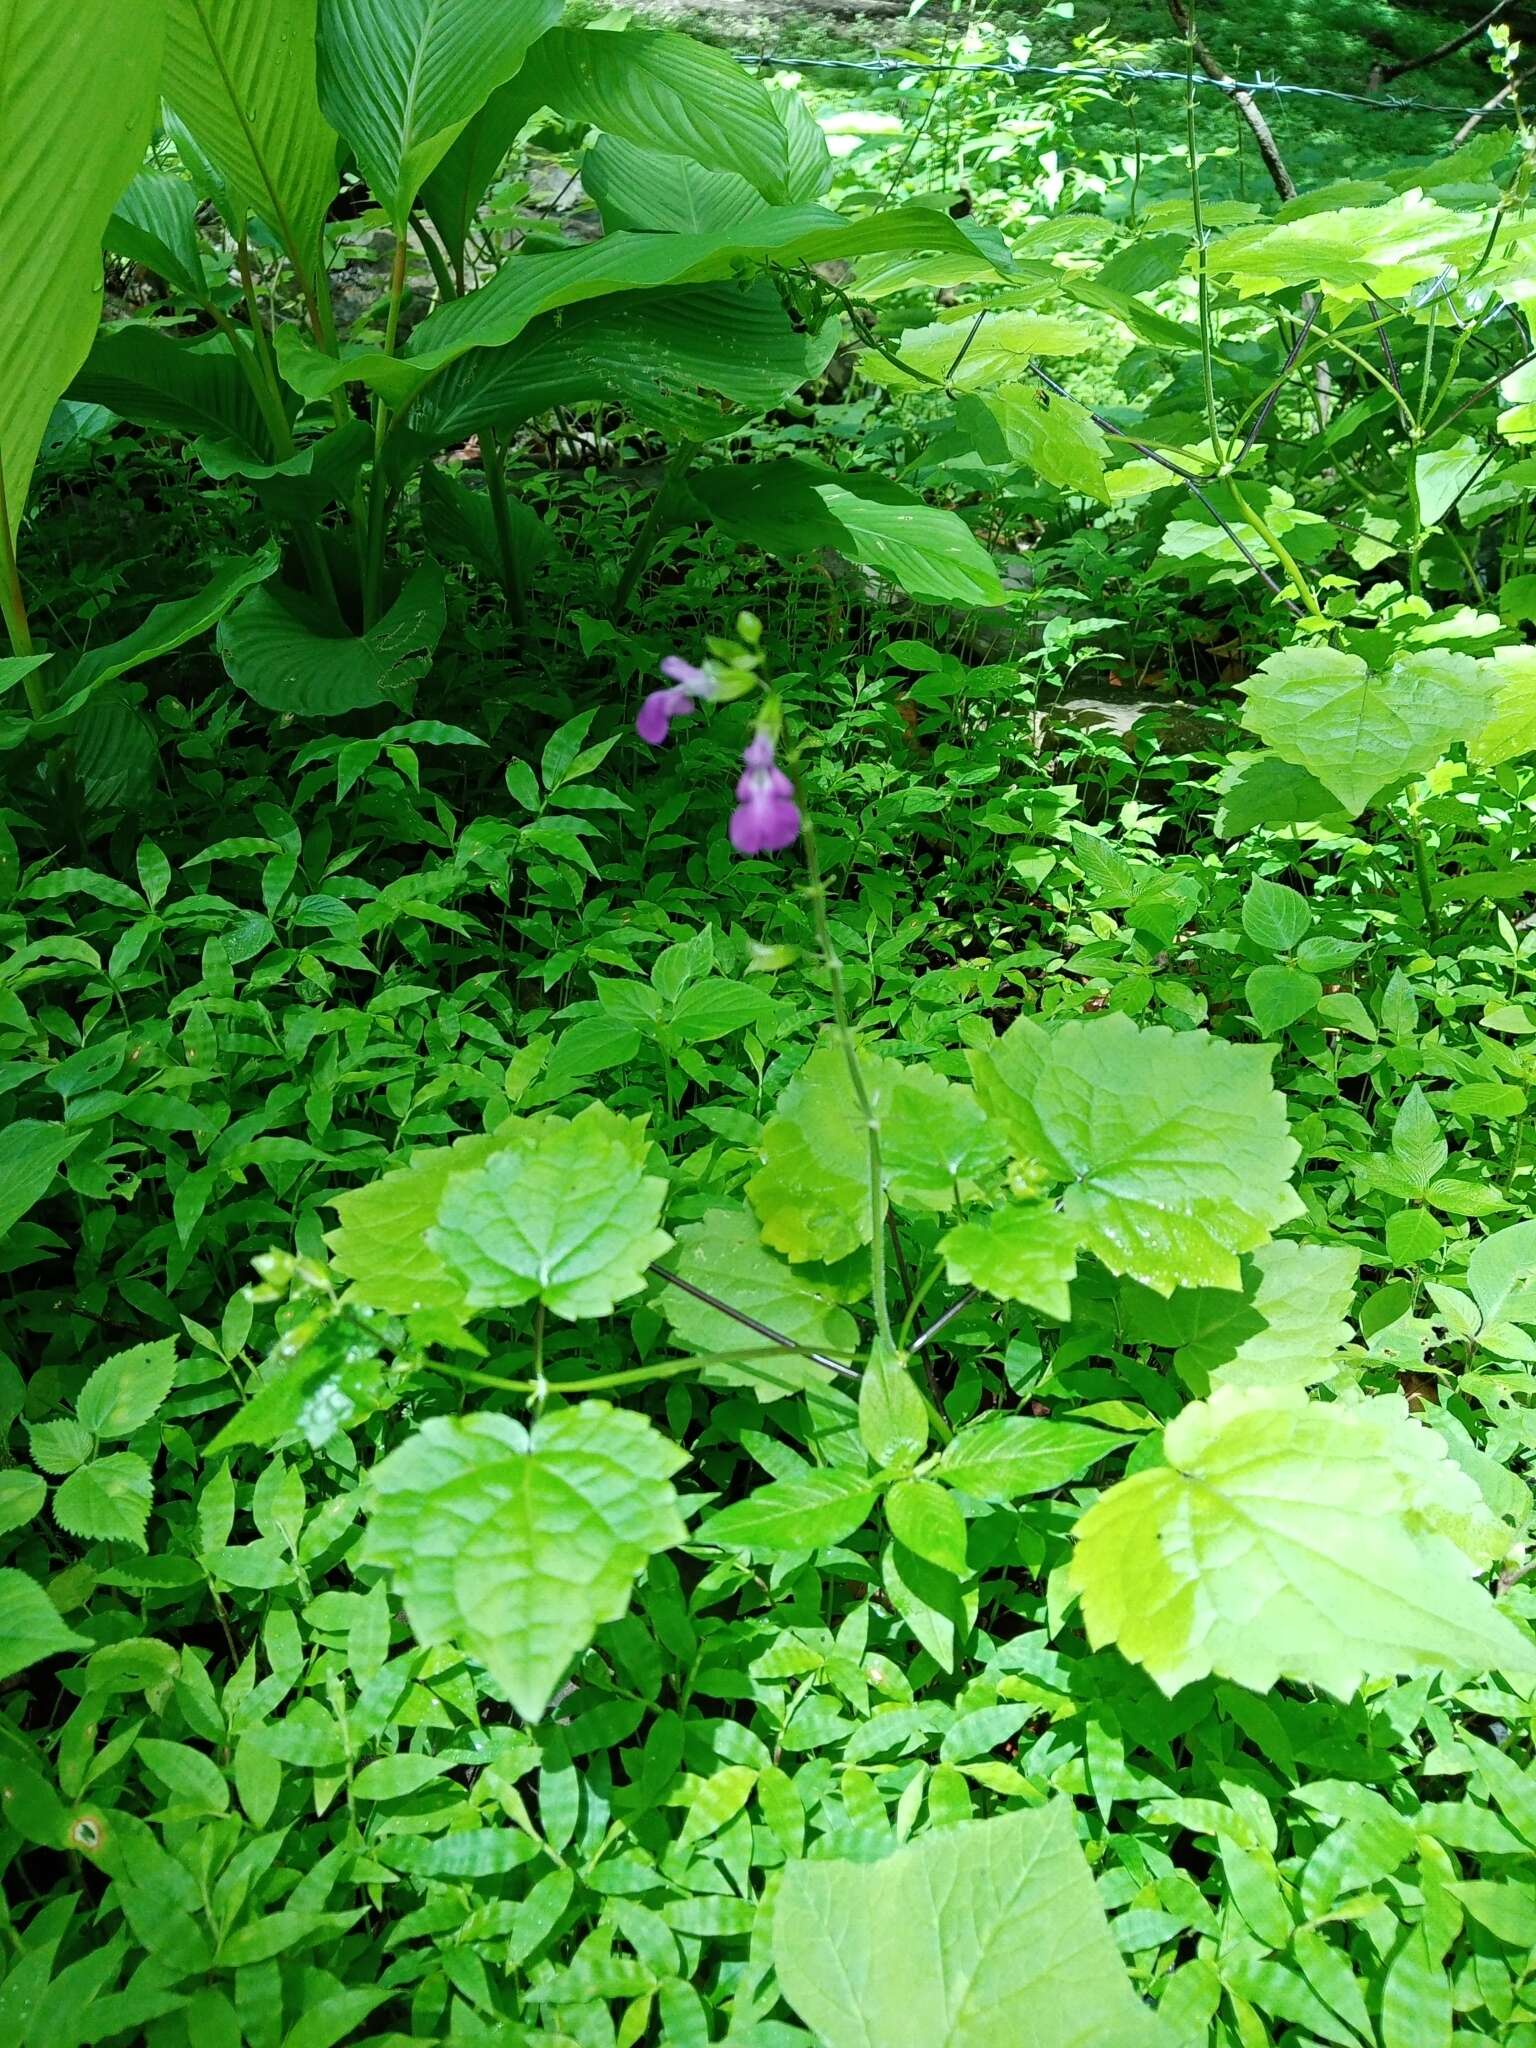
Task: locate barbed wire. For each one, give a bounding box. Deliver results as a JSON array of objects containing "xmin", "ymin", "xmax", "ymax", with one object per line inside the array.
[{"xmin": 737, "ymin": 51, "xmax": 1520, "ymax": 121}]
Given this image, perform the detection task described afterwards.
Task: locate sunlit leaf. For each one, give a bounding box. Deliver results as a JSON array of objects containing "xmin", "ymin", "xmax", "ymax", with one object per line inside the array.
[
  {"xmin": 969, "ymin": 1014, "xmax": 1302, "ymax": 1294},
  {"xmin": 1071, "ymin": 1387, "xmax": 1536, "ymax": 1697},
  {"xmin": 774, "ymin": 1801, "xmax": 1168, "ymax": 2048},
  {"xmin": 364, "ymin": 1405, "xmax": 687, "ymax": 1719}
]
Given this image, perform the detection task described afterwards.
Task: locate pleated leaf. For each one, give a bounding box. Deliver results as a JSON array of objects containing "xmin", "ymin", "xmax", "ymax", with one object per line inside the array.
[
  {"xmin": 162, "ymin": 0, "xmax": 340, "ymax": 276},
  {"xmin": 316, "ymin": 0, "xmax": 563, "ymax": 228},
  {"xmin": 0, "ymin": 0, "xmax": 164, "ymax": 539},
  {"xmin": 518, "ymin": 26, "xmax": 830, "ymax": 204}
]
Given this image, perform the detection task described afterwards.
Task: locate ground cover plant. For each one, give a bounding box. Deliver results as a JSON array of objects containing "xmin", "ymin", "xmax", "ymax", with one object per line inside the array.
[{"xmin": 4, "ymin": 0, "xmax": 1536, "ymax": 2041}]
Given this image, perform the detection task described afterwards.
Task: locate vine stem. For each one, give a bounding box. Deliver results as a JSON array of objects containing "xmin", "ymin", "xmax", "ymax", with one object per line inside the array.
[
  {"xmin": 1405, "ymin": 808, "xmax": 1439, "ymax": 936},
  {"xmin": 427, "ymin": 1344, "xmax": 851, "ymax": 1400},
  {"xmin": 651, "ymin": 1263, "xmax": 859, "ymax": 1379},
  {"xmin": 612, "ymin": 440, "xmax": 699, "ymax": 615},
  {"xmin": 1226, "ymin": 479, "xmax": 1327, "ymax": 623},
  {"xmin": 799, "ymin": 813, "xmax": 897, "ymax": 1355},
  {"xmin": 364, "ymin": 234, "xmax": 412, "ymax": 626},
  {"xmin": 1183, "ymin": 29, "xmax": 1226, "ymax": 463}
]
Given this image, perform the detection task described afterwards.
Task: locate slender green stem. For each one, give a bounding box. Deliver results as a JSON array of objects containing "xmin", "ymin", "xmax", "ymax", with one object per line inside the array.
[
  {"xmin": 426, "ymin": 1344, "xmax": 840, "ymax": 1399},
  {"xmin": 411, "ymin": 211, "xmax": 457, "ymax": 304},
  {"xmin": 210, "ymin": 305, "xmax": 341, "ymax": 620},
  {"xmin": 234, "ymin": 235, "xmax": 292, "ymax": 445},
  {"xmin": 364, "ymin": 236, "xmax": 412, "ymax": 626},
  {"xmin": 210, "ymin": 304, "xmax": 295, "ymax": 457},
  {"xmin": 482, "ymin": 429, "xmax": 528, "ymax": 627},
  {"xmin": 1405, "ymin": 810, "xmax": 1439, "ymax": 935},
  {"xmin": 1226, "ymin": 480, "xmax": 1327, "ymax": 623},
  {"xmin": 800, "ymin": 814, "xmax": 897, "ymax": 1354},
  {"xmin": 612, "ymin": 440, "xmax": 699, "ymax": 615},
  {"xmin": 1184, "ymin": 41, "xmax": 1225, "ymax": 463},
  {"xmin": 0, "ymin": 465, "xmax": 43, "ymax": 715}
]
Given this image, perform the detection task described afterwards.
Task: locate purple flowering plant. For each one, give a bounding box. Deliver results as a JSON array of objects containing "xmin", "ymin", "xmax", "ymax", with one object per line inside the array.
[{"xmin": 634, "ymin": 613, "xmax": 803, "ymax": 857}]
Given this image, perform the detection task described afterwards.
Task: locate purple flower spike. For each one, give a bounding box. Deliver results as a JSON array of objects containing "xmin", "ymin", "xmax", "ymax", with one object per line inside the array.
[
  {"xmin": 636, "ymin": 655, "xmax": 718, "ymax": 746},
  {"xmin": 730, "ymin": 728, "xmax": 802, "ymax": 856}
]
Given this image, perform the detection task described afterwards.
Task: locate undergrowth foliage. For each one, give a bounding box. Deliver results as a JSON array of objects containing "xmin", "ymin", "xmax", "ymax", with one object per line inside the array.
[{"xmin": 3, "ymin": 0, "xmax": 1536, "ymax": 2042}]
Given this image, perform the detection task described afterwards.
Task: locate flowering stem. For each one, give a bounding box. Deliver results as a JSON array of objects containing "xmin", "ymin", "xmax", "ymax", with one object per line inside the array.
[{"xmin": 799, "ymin": 813, "xmax": 897, "ymax": 1356}]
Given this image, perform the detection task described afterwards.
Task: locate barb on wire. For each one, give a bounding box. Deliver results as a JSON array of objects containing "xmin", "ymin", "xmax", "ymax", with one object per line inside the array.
[{"xmin": 739, "ymin": 51, "xmax": 1520, "ymax": 121}]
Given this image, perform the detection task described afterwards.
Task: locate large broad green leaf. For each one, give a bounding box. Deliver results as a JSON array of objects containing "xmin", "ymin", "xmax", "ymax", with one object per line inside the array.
[
  {"xmin": 32, "ymin": 549, "xmax": 281, "ymax": 739},
  {"xmin": 328, "ymin": 1123, "xmax": 527, "ymax": 1315},
  {"xmin": 162, "ymin": 0, "xmax": 340, "ymax": 275},
  {"xmin": 197, "ymin": 422, "xmax": 373, "ymax": 526},
  {"xmin": 1470, "ymin": 645, "xmax": 1536, "ymax": 769},
  {"xmin": 427, "ymin": 1102, "xmax": 671, "ymax": 1320},
  {"xmin": 105, "ymin": 172, "xmax": 207, "ymax": 303},
  {"xmin": 774, "ymin": 1801, "xmax": 1167, "ymax": 2048},
  {"xmin": 1204, "ymin": 191, "xmax": 1495, "ymax": 301},
  {"xmin": 217, "ymin": 565, "xmax": 446, "ymax": 715},
  {"xmin": 1071, "ymin": 1386, "xmax": 1536, "ymax": 1698},
  {"xmin": 518, "ymin": 27, "xmax": 829, "ymax": 205},
  {"xmin": 956, "ymin": 384, "xmax": 1112, "ymax": 504},
  {"xmin": 969, "ymin": 1014, "xmax": 1302, "ymax": 1295},
  {"xmin": 363, "ymin": 1405, "xmax": 687, "ymax": 1719},
  {"xmin": 938, "ymin": 1205, "xmax": 1080, "ymax": 1319},
  {"xmin": 658, "ymin": 1209, "xmax": 857, "ymax": 1397},
  {"xmin": 1119, "ymin": 1240, "xmax": 1360, "ymax": 1393},
  {"xmin": 583, "ymin": 133, "xmax": 763, "ymax": 233},
  {"xmin": 0, "ymin": 1569, "xmax": 87, "ymax": 1685},
  {"xmin": 1238, "ymin": 644, "xmax": 1492, "ymax": 817},
  {"xmin": 286, "ymin": 206, "xmax": 1007, "ymax": 409},
  {"xmin": 316, "ymin": 0, "xmax": 562, "ymax": 228},
  {"xmin": 70, "ymin": 327, "xmax": 278, "ymax": 463},
  {"xmin": 694, "ymin": 460, "xmax": 1004, "ymax": 607},
  {"xmin": 419, "ymin": 76, "xmax": 539, "ymax": 267},
  {"xmin": 0, "ymin": 0, "xmax": 164, "ymax": 541},
  {"xmin": 749, "ymin": 1039, "xmax": 1004, "ymax": 1264},
  {"xmin": 938, "ymin": 1414, "xmax": 1123, "ymax": 1501},
  {"xmin": 407, "ymin": 283, "xmax": 838, "ymax": 452},
  {"xmin": 404, "ymin": 207, "xmax": 1010, "ymax": 380},
  {"xmin": 0, "ymin": 1121, "xmax": 85, "ymax": 1237}
]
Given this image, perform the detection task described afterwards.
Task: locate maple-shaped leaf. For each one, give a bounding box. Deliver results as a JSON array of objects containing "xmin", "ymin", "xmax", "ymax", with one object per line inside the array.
[
  {"xmin": 969, "ymin": 1013, "xmax": 1301, "ymax": 1294},
  {"xmin": 1119, "ymin": 1240, "xmax": 1359, "ymax": 1393},
  {"xmin": 749, "ymin": 1037, "xmax": 1003, "ymax": 1263},
  {"xmin": 938, "ymin": 1204, "xmax": 1080, "ymax": 1319},
  {"xmin": 1238, "ymin": 644, "xmax": 1491, "ymax": 817},
  {"xmin": 327, "ymin": 1119, "xmax": 546, "ymax": 1315},
  {"xmin": 427, "ymin": 1103, "xmax": 671, "ymax": 1320},
  {"xmin": 774, "ymin": 1800, "xmax": 1167, "ymax": 2048},
  {"xmin": 1070, "ymin": 1386, "xmax": 1536, "ymax": 1698},
  {"xmin": 362, "ymin": 1404, "xmax": 687, "ymax": 1719}
]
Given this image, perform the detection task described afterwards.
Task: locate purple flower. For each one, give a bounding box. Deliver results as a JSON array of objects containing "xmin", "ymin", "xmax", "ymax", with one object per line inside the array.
[
  {"xmin": 729, "ymin": 728, "xmax": 802, "ymax": 855},
  {"xmin": 636, "ymin": 655, "xmax": 717, "ymax": 746}
]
